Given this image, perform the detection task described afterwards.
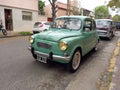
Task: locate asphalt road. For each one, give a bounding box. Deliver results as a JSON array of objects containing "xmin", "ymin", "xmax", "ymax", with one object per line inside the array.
[{"xmin": 0, "ymin": 32, "xmax": 120, "ymax": 90}]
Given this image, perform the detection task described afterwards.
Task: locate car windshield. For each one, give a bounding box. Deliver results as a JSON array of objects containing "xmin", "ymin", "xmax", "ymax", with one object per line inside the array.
[
  {"xmin": 51, "ymin": 18, "xmax": 81, "ymax": 30},
  {"xmin": 96, "ymin": 20, "xmax": 112, "ymax": 26}
]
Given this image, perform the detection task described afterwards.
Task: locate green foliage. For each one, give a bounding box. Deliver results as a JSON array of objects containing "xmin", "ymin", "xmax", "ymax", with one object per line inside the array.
[
  {"xmin": 94, "ymin": 5, "xmax": 109, "ymax": 19},
  {"xmin": 38, "ymin": 0, "xmax": 45, "ymax": 15},
  {"xmin": 19, "ymin": 32, "xmax": 32, "ymax": 35},
  {"xmin": 107, "ymin": 0, "xmax": 120, "ymax": 13},
  {"xmin": 107, "ymin": 0, "xmax": 120, "ymax": 8},
  {"xmin": 112, "ymin": 14, "xmax": 120, "ymax": 22}
]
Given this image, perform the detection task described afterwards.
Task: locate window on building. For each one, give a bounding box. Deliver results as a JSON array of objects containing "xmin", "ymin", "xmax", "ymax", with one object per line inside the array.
[{"xmin": 22, "ymin": 11, "xmax": 32, "ymax": 21}]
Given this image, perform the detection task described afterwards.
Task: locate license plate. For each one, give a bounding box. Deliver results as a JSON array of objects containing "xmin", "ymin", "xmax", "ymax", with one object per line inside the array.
[
  {"xmin": 99, "ymin": 32, "xmax": 105, "ymax": 35},
  {"xmin": 37, "ymin": 54, "xmax": 47, "ymax": 63}
]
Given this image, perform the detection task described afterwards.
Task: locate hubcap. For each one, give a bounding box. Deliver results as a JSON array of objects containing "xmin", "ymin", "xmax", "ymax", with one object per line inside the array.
[{"xmin": 72, "ymin": 51, "xmax": 81, "ymax": 70}]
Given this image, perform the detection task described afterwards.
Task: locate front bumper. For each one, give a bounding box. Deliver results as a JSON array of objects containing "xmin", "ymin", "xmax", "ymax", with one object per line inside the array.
[
  {"xmin": 28, "ymin": 46, "xmax": 70, "ymax": 63},
  {"xmin": 97, "ymin": 30, "xmax": 111, "ymax": 38}
]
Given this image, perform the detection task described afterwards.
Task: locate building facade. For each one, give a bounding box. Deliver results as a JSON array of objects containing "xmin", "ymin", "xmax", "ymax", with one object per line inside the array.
[
  {"xmin": 43, "ymin": 1, "xmax": 91, "ymax": 22},
  {"xmin": 0, "ymin": 0, "xmax": 38, "ymax": 32}
]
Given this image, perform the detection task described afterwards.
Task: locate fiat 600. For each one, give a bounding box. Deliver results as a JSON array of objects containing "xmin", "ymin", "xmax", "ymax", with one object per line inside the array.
[{"xmin": 28, "ymin": 16, "xmax": 99, "ymax": 72}]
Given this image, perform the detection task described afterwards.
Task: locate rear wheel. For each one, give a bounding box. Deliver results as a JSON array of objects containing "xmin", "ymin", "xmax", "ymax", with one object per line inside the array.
[
  {"xmin": 2, "ymin": 29, "xmax": 7, "ymax": 36},
  {"xmin": 93, "ymin": 40, "xmax": 99, "ymax": 51},
  {"xmin": 108, "ymin": 32, "xmax": 112, "ymax": 40},
  {"xmin": 67, "ymin": 49, "xmax": 81, "ymax": 73}
]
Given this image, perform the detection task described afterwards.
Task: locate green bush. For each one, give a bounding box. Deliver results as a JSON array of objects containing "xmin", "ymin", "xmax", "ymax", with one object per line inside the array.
[{"xmin": 19, "ymin": 32, "xmax": 32, "ymax": 35}]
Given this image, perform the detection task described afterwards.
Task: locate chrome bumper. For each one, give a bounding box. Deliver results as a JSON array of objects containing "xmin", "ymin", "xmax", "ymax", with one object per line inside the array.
[{"xmin": 28, "ymin": 46, "xmax": 70, "ymax": 61}]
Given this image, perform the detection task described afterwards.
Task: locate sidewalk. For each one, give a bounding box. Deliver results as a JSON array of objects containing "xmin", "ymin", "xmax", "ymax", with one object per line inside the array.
[
  {"xmin": 0, "ymin": 31, "xmax": 32, "ymax": 38},
  {"xmin": 109, "ymin": 38, "xmax": 120, "ymax": 90}
]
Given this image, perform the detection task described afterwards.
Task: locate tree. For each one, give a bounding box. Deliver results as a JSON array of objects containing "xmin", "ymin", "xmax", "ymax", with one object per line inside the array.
[
  {"xmin": 38, "ymin": 0, "xmax": 45, "ymax": 15},
  {"xmin": 94, "ymin": 5, "xmax": 109, "ymax": 19},
  {"xmin": 112, "ymin": 14, "xmax": 120, "ymax": 22},
  {"xmin": 107, "ymin": 0, "xmax": 120, "ymax": 13},
  {"xmin": 107, "ymin": 0, "xmax": 120, "ymax": 9},
  {"xmin": 72, "ymin": 6, "xmax": 80, "ymax": 15},
  {"xmin": 48, "ymin": 0, "xmax": 57, "ymax": 21}
]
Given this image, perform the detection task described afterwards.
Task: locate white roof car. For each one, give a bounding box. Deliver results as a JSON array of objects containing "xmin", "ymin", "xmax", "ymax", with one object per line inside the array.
[{"xmin": 33, "ymin": 21, "xmax": 51, "ymax": 34}]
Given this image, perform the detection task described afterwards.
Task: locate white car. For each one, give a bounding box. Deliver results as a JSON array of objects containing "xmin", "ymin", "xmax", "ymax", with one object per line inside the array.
[{"xmin": 33, "ymin": 21, "xmax": 51, "ymax": 34}]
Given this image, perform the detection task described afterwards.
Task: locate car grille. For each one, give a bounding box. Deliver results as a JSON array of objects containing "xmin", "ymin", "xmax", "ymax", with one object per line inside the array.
[{"xmin": 37, "ymin": 42, "xmax": 52, "ymax": 49}]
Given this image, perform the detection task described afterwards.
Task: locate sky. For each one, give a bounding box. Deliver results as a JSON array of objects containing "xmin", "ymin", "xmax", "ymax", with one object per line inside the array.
[{"xmin": 57, "ymin": 0, "xmax": 109, "ymax": 11}]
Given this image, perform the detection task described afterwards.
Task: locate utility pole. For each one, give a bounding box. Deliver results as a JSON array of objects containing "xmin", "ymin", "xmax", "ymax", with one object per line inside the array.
[{"xmin": 67, "ymin": 0, "xmax": 70, "ymax": 16}]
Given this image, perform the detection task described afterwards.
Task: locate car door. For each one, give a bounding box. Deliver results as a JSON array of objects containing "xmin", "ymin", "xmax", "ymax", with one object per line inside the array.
[{"xmin": 82, "ymin": 18, "xmax": 96, "ymax": 55}]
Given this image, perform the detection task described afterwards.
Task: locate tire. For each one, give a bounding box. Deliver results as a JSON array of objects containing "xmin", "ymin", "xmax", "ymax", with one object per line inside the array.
[
  {"xmin": 108, "ymin": 32, "xmax": 112, "ymax": 40},
  {"xmin": 32, "ymin": 53, "xmax": 37, "ymax": 59},
  {"xmin": 93, "ymin": 40, "xmax": 99, "ymax": 51},
  {"xmin": 67, "ymin": 49, "xmax": 81, "ymax": 73},
  {"xmin": 2, "ymin": 29, "xmax": 7, "ymax": 36},
  {"xmin": 31, "ymin": 48, "xmax": 37, "ymax": 59}
]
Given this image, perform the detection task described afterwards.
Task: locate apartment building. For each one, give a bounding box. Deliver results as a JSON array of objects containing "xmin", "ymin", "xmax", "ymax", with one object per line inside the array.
[{"xmin": 0, "ymin": 0, "xmax": 38, "ymax": 32}]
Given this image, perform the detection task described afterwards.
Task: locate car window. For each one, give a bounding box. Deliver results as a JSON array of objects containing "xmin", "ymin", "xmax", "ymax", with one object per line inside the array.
[
  {"xmin": 44, "ymin": 22, "xmax": 51, "ymax": 25},
  {"xmin": 84, "ymin": 19, "xmax": 92, "ymax": 31},
  {"xmin": 34, "ymin": 22, "xmax": 42, "ymax": 26},
  {"xmin": 51, "ymin": 18, "xmax": 81, "ymax": 30},
  {"xmin": 96, "ymin": 20, "xmax": 112, "ymax": 26}
]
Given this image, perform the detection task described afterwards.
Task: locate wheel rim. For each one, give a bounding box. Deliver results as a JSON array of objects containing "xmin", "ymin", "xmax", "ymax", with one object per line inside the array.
[{"xmin": 72, "ymin": 51, "xmax": 81, "ymax": 70}]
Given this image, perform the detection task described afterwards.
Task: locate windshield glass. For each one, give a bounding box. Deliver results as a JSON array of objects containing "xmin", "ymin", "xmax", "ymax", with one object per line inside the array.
[
  {"xmin": 51, "ymin": 18, "xmax": 81, "ymax": 30},
  {"xmin": 96, "ymin": 20, "xmax": 112, "ymax": 26}
]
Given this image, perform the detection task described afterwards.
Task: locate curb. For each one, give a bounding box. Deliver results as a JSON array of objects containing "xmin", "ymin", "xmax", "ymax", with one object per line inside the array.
[
  {"xmin": 96, "ymin": 38, "xmax": 120, "ymax": 90},
  {"xmin": 0, "ymin": 31, "xmax": 33, "ymax": 38},
  {"xmin": 109, "ymin": 39, "xmax": 120, "ymax": 90}
]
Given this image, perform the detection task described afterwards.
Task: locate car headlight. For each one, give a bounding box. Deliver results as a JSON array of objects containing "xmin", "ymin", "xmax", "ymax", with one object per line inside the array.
[
  {"xmin": 29, "ymin": 36, "xmax": 34, "ymax": 44},
  {"xmin": 59, "ymin": 41, "xmax": 68, "ymax": 51}
]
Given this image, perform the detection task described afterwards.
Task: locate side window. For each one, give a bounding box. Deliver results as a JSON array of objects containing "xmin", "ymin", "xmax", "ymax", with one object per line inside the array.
[{"xmin": 84, "ymin": 19, "xmax": 92, "ymax": 31}]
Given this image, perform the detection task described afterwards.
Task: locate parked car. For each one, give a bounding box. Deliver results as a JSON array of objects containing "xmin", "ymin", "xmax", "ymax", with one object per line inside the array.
[
  {"xmin": 28, "ymin": 16, "xmax": 99, "ymax": 72},
  {"xmin": 113, "ymin": 21, "xmax": 120, "ymax": 30},
  {"xmin": 95, "ymin": 19, "xmax": 116, "ymax": 40},
  {"xmin": 33, "ymin": 21, "xmax": 51, "ymax": 34}
]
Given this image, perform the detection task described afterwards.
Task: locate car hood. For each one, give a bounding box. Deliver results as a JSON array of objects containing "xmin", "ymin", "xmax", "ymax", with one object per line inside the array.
[{"xmin": 36, "ymin": 30, "xmax": 80, "ymax": 42}]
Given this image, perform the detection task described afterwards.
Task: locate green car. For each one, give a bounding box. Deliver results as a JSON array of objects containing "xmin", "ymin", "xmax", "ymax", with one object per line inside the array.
[{"xmin": 28, "ymin": 16, "xmax": 99, "ymax": 72}]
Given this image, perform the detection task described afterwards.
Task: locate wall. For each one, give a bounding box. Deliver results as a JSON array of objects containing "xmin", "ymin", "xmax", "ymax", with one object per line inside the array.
[
  {"xmin": 0, "ymin": 5, "xmax": 38, "ymax": 32},
  {"xmin": 12, "ymin": 8, "xmax": 38, "ymax": 32},
  {"xmin": 0, "ymin": 0, "xmax": 38, "ymax": 11}
]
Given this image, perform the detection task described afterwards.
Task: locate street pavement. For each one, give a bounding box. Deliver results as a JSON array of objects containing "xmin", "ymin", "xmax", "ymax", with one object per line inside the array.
[{"xmin": 0, "ymin": 31, "xmax": 120, "ymax": 90}]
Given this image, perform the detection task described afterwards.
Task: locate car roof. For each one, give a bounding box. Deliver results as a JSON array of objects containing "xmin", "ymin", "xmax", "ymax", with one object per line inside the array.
[
  {"xmin": 56, "ymin": 15, "xmax": 91, "ymax": 19},
  {"xmin": 95, "ymin": 19, "xmax": 113, "ymax": 21}
]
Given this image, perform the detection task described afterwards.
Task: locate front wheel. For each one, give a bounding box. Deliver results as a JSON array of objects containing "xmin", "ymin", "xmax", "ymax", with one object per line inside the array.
[
  {"xmin": 67, "ymin": 49, "xmax": 81, "ymax": 73},
  {"xmin": 2, "ymin": 29, "xmax": 7, "ymax": 36}
]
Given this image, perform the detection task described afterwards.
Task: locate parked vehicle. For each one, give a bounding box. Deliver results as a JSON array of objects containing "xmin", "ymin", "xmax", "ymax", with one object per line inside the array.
[
  {"xmin": 95, "ymin": 19, "xmax": 116, "ymax": 40},
  {"xmin": 32, "ymin": 21, "xmax": 51, "ymax": 34},
  {"xmin": 113, "ymin": 21, "xmax": 120, "ymax": 30},
  {"xmin": 28, "ymin": 16, "xmax": 99, "ymax": 72},
  {"xmin": 0, "ymin": 22, "xmax": 7, "ymax": 36}
]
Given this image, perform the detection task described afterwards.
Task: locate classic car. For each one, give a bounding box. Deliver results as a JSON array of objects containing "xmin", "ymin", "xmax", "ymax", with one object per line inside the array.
[
  {"xmin": 95, "ymin": 19, "xmax": 116, "ymax": 40},
  {"xmin": 28, "ymin": 16, "xmax": 99, "ymax": 72}
]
